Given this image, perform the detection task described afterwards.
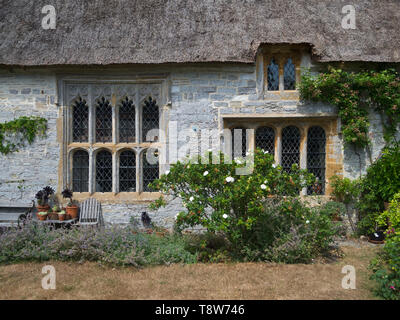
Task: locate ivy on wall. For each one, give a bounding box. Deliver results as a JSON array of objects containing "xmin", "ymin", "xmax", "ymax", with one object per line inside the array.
[
  {"xmin": 0, "ymin": 116, "xmax": 47, "ymax": 155},
  {"xmin": 299, "ymin": 68, "xmax": 400, "ymax": 148}
]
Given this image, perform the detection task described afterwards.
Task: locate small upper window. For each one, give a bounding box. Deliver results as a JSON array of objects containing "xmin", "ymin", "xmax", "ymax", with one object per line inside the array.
[
  {"xmin": 284, "ymin": 58, "xmax": 296, "ymax": 90},
  {"xmin": 267, "ymin": 59, "xmax": 279, "ymax": 91}
]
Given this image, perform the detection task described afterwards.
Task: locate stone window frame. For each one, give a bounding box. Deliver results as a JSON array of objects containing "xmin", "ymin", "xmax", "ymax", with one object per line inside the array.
[
  {"xmin": 223, "ymin": 115, "xmax": 339, "ymax": 196},
  {"xmin": 57, "ymin": 75, "xmax": 170, "ymax": 202},
  {"xmin": 256, "ymin": 45, "xmax": 309, "ymax": 100}
]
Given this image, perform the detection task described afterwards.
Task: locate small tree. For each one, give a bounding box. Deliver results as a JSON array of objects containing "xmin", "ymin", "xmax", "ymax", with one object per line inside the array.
[{"xmin": 150, "ymin": 149, "xmax": 315, "ymax": 249}]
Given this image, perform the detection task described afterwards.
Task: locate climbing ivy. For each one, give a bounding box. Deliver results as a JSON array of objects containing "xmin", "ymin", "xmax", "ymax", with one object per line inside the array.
[
  {"xmin": 0, "ymin": 116, "xmax": 47, "ymax": 155},
  {"xmin": 299, "ymin": 68, "xmax": 400, "ymax": 148}
]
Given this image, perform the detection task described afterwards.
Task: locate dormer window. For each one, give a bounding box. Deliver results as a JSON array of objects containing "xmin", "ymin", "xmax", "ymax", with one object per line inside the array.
[{"xmin": 259, "ymin": 45, "xmax": 307, "ymax": 100}]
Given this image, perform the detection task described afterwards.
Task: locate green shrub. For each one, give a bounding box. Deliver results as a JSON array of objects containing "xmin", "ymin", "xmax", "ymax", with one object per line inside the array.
[
  {"xmin": 150, "ymin": 149, "xmax": 315, "ymax": 255},
  {"xmin": 358, "ymin": 145, "xmax": 400, "ymax": 234},
  {"xmin": 0, "ymin": 223, "xmax": 197, "ymax": 267}
]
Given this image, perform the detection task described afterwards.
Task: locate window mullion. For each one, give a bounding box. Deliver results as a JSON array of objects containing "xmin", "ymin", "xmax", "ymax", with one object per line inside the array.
[
  {"xmin": 88, "ymin": 85, "xmax": 94, "ymax": 144},
  {"xmin": 137, "ymin": 149, "xmax": 142, "ymax": 193},
  {"xmin": 300, "ymin": 126, "xmax": 308, "ymax": 196},
  {"xmin": 112, "ymin": 151, "xmax": 117, "ymax": 194},
  {"xmin": 88, "ymin": 148, "xmax": 94, "ymax": 194},
  {"xmin": 276, "ymin": 126, "xmax": 282, "ymax": 165}
]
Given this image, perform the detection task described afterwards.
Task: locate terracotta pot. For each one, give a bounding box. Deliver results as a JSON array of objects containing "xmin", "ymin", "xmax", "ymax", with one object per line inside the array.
[
  {"xmin": 37, "ymin": 204, "xmax": 50, "ymax": 213},
  {"xmin": 48, "ymin": 212, "xmax": 59, "ymax": 220},
  {"xmin": 66, "ymin": 205, "xmax": 79, "ymax": 219},
  {"xmin": 37, "ymin": 213, "xmax": 47, "ymax": 221},
  {"xmin": 58, "ymin": 214, "xmax": 66, "ymax": 221}
]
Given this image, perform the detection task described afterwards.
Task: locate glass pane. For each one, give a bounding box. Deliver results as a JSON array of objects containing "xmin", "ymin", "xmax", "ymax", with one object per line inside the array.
[
  {"xmin": 72, "ymin": 97, "xmax": 88, "ymax": 142},
  {"xmin": 284, "ymin": 58, "xmax": 296, "ymax": 90},
  {"xmin": 96, "ymin": 97, "xmax": 112, "ymax": 143},
  {"xmin": 142, "ymin": 97, "xmax": 159, "ymax": 142},
  {"xmin": 282, "ymin": 126, "xmax": 300, "ymax": 173},
  {"xmin": 119, "ymin": 150, "xmax": 136, "ymax": 192},
  {"xmin": 119, "ymin": 97, "xmax": 135, "ymax": 143},
  {"xmin": 72, "ymin": 150, "xmax": 89, "ymax": 192},
  {"xmin": 307, "ymin": 126, "xmax": 326, "ymax": 195},
  {"xmin": 255, "ymin": 127, "xmax": 275, "ymax": 155},
  {"xmin": 96, "ymin": 150, "xmax": 112, "ymax": 192},
  {"xmin": 267, "ymin": 59, "xmax": 279, "ymax": 91},
  {"xmin": 143, "ymin": 149, "xmax": 159, "ymax": 192},
  {"xmin": 231, "ymin": 127, "xmax": 247, "ymax": 158}
]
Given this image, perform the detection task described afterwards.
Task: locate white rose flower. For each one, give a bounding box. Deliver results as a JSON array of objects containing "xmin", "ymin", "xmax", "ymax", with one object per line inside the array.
[
  {"xmin": 235, "ymin": 158, "xmax": 242, "ymax": 164},
  {"xmin": 189, "ymin": 196, "xmax": 194, "ymax": 202},
  {"xmin": 306, "ymin": 220, "xmax": 310, "ymax": 224},
  {"xmin": 174, "ymin": 213, "xmax": 180, "ymax": 221},
  {"xmin": 222, "ymin": 214, "xmax": 228, "ymax": 219},
  {"xmin": 264, "ymin": 150, "xmax": 269, "ymax": 154},
  {"xmin": 264, "ymin": 180, "xmax": 268, "ymax": 184},
  {"xmin": 272, "ymin": 163, "xmax": 277, "ymax": 168},
  {"xmin": 261, "ymin": 184, "xmax": 267, "ymax": 190},
  {"xmin": 165, "ymin": 170, "xmax": 170, "ymax": 175},
  {"xmin": 226, "ymin": 176, "xmax": 235, "ymax": 183},
  {"xmin": 203, "ymin": 171, "xmax": 209, "ymax": 176}
]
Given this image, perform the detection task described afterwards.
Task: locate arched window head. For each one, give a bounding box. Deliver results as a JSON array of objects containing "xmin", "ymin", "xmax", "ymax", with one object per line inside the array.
[
  {"xmin": 72, "ymin": 97, "xmax": 88, "ymax": 142},
  {"xmin": 72, "ymin": 150, "xmax": 89, "ymax": 192},
  {"xmin": 267, "ymin": 59, "xmax": 279, "ymax": 91},
  {"xmin": 96, "ymin": 97, "xmax": 112, "ymax": 143},
  {"xmin": 119, "ymin": 150, "xmax": 136, "ymax": 192},
  {"xmin": 142, "ymin": 97, "xmax": 159, "ymax": 142},
  {"xmin": 307, "ymin": 126, "xmax": 326, "ymax": 195},
  {"xmin": 143, "ymin": 148, "xmax": 159, "ymax": 192},
  {"xmin": 255, "ymin": 127, "xmax": 275, "ymax": 155},
  {"xmin": 282, "ymin": 126, "xmax": 300, "ymax": 173},
  {"xmin": 96, "ymin": 150, "xmax": 112, "ymax": 192},
  {"xmin": 119, "ymin": 97, "xmax": 135, "ymax": 143},
  {"xmin": 284, "ymin": 58, "xmax": 296, "ymax": 90}
]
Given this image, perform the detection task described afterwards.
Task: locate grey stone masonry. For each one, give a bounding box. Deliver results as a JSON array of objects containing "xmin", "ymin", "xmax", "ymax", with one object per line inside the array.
[{"xmin": 0, "ymin": 60, "xmax": 395, "ymax": 228}]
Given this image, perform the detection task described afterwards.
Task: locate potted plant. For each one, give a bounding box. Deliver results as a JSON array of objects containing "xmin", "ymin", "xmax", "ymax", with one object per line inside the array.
[
  {"xmin": 35, "ymin": 186, "xmax": 55, "ymax": 213},
  {"xmin": 62, "ymin": 188, "xmax": 79, "ymax": 219},
  {"xmin": 37, "ymin": 211, "xmax": 48, "ymax": 221},
  {"xmin": 58, "ymin": 210, "xmax": 66, "ymax": 221}
]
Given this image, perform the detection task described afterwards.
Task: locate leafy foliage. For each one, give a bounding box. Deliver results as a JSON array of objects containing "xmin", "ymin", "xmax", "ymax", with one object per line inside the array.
[
  {"xmin": 299, "ymin": 68, "xmax": 400, "ymax": 148},
  {"xmin": 0, "ymin": 223, "xmax": 197, "ymax": 267},
  {"xmin": 0, "ymin": 116, "xmax": 47, "ymax": 155}
]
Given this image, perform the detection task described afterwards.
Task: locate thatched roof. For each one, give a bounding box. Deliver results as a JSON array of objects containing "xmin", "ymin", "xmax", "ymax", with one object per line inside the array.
[{"xmin": 0, "ymin": 0, "xmax": 399, "ymax": 66}]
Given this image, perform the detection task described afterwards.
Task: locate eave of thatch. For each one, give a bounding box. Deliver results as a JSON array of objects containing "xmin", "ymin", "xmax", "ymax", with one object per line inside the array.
[{"xmin": 0, "ymin": 0, "xmax": 399, "ymax": 66}]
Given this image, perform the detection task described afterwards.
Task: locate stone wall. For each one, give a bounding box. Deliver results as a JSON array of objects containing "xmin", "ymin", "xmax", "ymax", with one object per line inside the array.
[{"xmin": 0, "ymin": 61, "xmax": 393, "ymax": 228}]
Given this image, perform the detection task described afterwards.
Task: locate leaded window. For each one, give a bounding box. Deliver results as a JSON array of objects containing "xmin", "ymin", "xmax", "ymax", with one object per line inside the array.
[
  {"xmin": 282, "ymin": 126, "xmax": 300, "ymax": 173},
  {"xmin": 231, "ymin": 127, "xmax": 247, "ymax": 158},
  {"xmin": 143, "ymin": 149, "xmax": 159, "ymax": 192},
  {"xmin": 284, "ymin": 58, "xmax": 296, "ymax": 90},
  {"xmin": 267, "ymin": 59, "xmax": 279, "ymax": 91},
  {"xmin": 96, "ymin": 97, "xmax": 112, "ymax": 143},
  {"xmin": 96, "ymin": 150, "xmax": 112, "ymax": 192},
  {"xmin": 72, "ymin": 97, "xmax": 89, "ymax": 142},
  {"xmin": 307, "ymin": 126, "xmax": 326, "ymax": 195},
  {"xmin": 255, "ymin": 127, "xmax": 275, "ymax": 155},
  {"xmin": 72, "ymin": 150, "xmax": 89, "ymax": 192},
  {"xmin": 119, "ymin": 97, "xmax": 135, "ymax": 143},
  {"xmin": 119, "ymin": 150, "xmax": 136, "ymax": 192},
  {"xmin": 142, "ymin": 97, "xmax": 159, "ymax": 142}
]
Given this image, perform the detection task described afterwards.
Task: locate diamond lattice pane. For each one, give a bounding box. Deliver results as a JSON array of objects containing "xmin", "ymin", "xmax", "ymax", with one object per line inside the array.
[
  {"xmin": 72, "ymin": 97, "xmax": 89, "ymax": 142},
  {"xmin": 256, "ymin": 127, "xmax": 275, "ymax": 155},
  {"xmin": 96, "ymin": 97, "xmax": 112, "ymax": 143},
  {"xmin": 72, "ymin": 150, "xmax": 89, "ymax": 192},
  {"xmin": 142, "ymin": 97, "xmax": 159, "ymax": 142},
  {"xmin": 119, "ymin": 97, "xmax": 136, "ymax": 143},
  {"xmin": 267, "ymin": 59, "xmax": 279, "ymax": 91},
  {"xmin": 282, "ymin": 126, "xmax": 300, "ymax": 173},
  {"xmin": 284, "ymin": 58, "xmax": 296, "ymax": 90},
  {"xmin": 307, "ymin": 126, "xmax": 326, "ymax": 195},
  {"xmin": 143, "ymin": 149, "xmax": 159, "ymax": 192},
  {"xmin": 119, "ymin": 150, "xmax": 136, "ymax": 192},
  {"xmin": 96, "ymin": 150, "xmax": 112, "ymax": 192}
]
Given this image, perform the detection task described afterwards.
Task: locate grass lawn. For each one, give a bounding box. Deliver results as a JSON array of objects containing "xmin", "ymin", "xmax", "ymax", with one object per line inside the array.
[{"xmin": 0, "ymin": 244, "xmax": 380, "ymax": 300}]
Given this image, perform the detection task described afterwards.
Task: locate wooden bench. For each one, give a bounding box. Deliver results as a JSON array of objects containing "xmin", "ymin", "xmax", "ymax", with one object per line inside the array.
[{"xmin": 0, "ymin": 206, "xmax": 33, "ymax": 228}]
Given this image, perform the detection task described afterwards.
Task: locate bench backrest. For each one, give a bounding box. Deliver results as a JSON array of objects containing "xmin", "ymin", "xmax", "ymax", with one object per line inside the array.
[{"xmin": 79, "ymin": 198, "xmax": 104, "ymax": 226}]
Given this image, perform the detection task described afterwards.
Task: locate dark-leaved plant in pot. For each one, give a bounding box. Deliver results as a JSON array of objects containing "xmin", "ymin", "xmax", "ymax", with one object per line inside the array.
[
  {"xmin": 62, "ymin": 188, "xmax": 79, "ymax": 219},
  {"xmin": 35, "ymin": 186, "xmax": 55, "ymax": 214}
]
